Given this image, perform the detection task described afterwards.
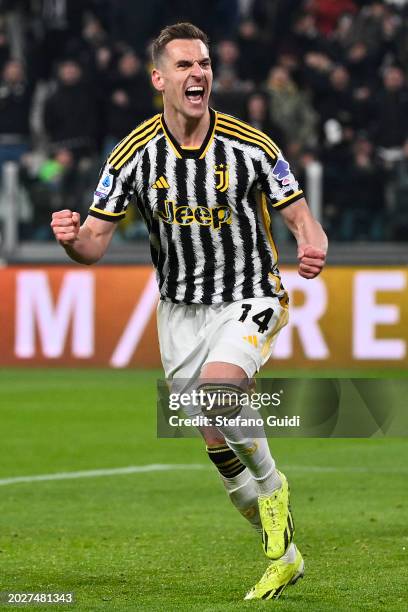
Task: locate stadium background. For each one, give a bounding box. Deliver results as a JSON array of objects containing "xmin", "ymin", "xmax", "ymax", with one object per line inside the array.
[{"xmin": 0, "ymin": 1, "xmax": 407, "ymax": 610}]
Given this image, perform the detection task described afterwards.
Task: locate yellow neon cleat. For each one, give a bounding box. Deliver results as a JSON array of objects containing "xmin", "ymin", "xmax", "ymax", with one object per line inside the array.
[
  {"xmin": 259, "ymin": 471, "xmax": 294, "ymax": 559},
  {"xmin": 244, "ymin": 545, "xmax": 304, "ymax": 601}
]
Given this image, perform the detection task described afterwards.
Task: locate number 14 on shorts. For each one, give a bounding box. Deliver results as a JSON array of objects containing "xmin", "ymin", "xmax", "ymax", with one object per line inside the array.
[{"xmin": 238, "ymin": 304, "xmax": 274, "ymax": 334}]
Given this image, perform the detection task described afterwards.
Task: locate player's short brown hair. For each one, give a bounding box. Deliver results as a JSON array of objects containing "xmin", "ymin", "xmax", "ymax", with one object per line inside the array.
[{"xmin": 152, "ymin": 22, "xmax": 209, "ymax": 65}]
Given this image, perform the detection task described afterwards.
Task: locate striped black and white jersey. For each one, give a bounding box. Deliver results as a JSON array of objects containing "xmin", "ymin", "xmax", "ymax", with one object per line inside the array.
[{"xmin": 89, "ymin": 108, "xmax": 304, "ymax": 305}]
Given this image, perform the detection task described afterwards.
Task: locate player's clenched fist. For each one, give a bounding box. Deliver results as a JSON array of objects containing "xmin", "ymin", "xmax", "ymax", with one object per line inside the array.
[
  {"xmin": 297, "ymin": 245, "xmax": 326, "ymax": 279},
  {"xmin": 50, "ymin": 210, "xmax": 80, "ymax": 245}
]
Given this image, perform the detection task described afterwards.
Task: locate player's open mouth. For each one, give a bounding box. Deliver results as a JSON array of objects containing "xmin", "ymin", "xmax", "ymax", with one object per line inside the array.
[{"xmin": 185, "ymin": 86, "xmax": 205, "ymax": 104}]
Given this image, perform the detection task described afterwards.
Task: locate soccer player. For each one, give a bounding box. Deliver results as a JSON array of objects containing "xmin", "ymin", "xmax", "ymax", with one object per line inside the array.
[{"xmin": 51, "ymin": 23, "xmax": 327, "ymax": 601}]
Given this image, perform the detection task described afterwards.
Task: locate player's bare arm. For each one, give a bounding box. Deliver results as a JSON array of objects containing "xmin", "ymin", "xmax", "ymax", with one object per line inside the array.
[
  {"xmin": 51, "ymin": 211, "xmax": 116, "ymax": 265},
  {"xmin": 280, "ymin": 198, "xmax": 328, "ymax": 279}
]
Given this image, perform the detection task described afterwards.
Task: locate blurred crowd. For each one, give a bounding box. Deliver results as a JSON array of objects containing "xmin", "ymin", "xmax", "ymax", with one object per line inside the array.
[{"xmin": 0, "ymin": 0, "xmax": 407, "ymax": 241}]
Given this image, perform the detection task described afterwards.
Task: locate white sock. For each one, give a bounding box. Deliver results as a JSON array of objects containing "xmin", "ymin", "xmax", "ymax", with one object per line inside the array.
[
  {"xmin": 222, "ymin": 434, "xmax": 281, "ymax": 495},
  {"xmin": 251, "ymin": 437, "xmax": 282, "ymax": 495},
  {"xmin": 221, "ymin": 468, "xmax": 262, "ymax": 533},
  {"xmin": 279, "ymin": 542, "xmax": 296, "ymax": 563}
]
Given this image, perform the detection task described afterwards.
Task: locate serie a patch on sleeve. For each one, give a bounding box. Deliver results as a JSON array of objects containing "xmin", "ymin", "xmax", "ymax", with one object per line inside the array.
[
  {"xmin": 272, "ymin": 155, "xmax": 296, "ymax": 189},
  {"xmin": 94, "ymin": 170, "xmax": 115, "ymax": 200}
]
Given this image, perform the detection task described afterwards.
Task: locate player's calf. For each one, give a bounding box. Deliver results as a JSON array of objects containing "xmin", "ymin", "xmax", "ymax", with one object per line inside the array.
[
  {"xmin": 206, "ymin": 442, "xmax": 261, "ymax": 533},
  {"xmin": 197, "ymin": 379, "xmax": 281, "ymax": 496}
]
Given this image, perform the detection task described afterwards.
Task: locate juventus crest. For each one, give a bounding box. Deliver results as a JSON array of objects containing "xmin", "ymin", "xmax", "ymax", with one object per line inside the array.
[{"xmin": 215, "ymin": 164, "xmax": 229, "ymax": 192}]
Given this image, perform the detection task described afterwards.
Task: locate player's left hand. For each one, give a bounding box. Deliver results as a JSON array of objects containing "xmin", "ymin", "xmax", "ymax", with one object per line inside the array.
[{"xmin": 297, "ymin": 245, "xmax": 326, "ymax": 279}]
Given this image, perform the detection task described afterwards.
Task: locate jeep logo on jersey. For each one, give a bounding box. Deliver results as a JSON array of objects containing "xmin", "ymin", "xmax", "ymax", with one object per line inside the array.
[
  {"xmin": 215, "ymin": 164, "xmax": 229, "ymax": 192},
  {"xmin": 157, "ymin": 200, "xmax": 232, "ymax": 229},
  {"xmin": 272, "ymin": 158, "xmax": 294, "ymax": 186}
]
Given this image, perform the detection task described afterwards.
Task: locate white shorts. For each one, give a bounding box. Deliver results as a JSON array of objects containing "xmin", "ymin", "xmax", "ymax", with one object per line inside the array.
[{"xmin": 157, "ymin": 296, "xmax": 288, "ymax": 416}]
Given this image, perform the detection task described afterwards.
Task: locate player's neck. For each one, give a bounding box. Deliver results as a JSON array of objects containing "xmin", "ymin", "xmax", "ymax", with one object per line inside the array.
[{"xmin": 163, "ymin": 107, "xmax": 210, "ymax": 148}]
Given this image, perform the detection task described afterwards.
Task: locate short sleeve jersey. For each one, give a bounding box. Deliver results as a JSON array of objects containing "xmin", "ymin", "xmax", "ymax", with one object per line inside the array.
[{"xmin": 89, "ymin": 109, "xmax": 303, "ymax": 304}]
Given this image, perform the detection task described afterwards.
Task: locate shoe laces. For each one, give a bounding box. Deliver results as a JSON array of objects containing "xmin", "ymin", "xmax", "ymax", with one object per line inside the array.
[
  {"xmin": 259, "ymin": 561, "xmax": 281, "ymax": 586},
  {"xmin": 264, "ymin": 496, "xmax": 282, "ymax": 527}
]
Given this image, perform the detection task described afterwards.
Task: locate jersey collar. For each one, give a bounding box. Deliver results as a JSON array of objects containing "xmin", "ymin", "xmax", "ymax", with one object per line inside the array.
[{"xmin": 160, "ymin": 108, "xmax": 216, "ymax": 159}]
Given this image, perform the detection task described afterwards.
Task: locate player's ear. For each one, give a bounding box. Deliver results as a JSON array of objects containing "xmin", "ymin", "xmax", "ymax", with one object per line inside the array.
[{"xmin": 152, "ymin": 68, "xmax": 165, "ymax": 92}]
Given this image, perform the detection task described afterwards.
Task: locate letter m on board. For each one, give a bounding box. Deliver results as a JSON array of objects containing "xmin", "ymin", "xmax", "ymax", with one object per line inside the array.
[{"xmin": 15, "ymin": 271, "xmax": 94, "ymax": 358}]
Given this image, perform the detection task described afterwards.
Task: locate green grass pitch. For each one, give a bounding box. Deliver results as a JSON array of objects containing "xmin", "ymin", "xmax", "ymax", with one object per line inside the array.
[{"xmin": 0, "ymin": 369, "xmax": 407, "ymax": 611}]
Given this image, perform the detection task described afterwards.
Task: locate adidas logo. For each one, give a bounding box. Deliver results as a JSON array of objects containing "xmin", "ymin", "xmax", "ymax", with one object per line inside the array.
[
  {"xmin": 243, "ymin": 335, "xmax": 258, "ymax": 347},
  {"xmin": 152, "ymin": 176, "xmax": 170, "ymax": 189}
]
